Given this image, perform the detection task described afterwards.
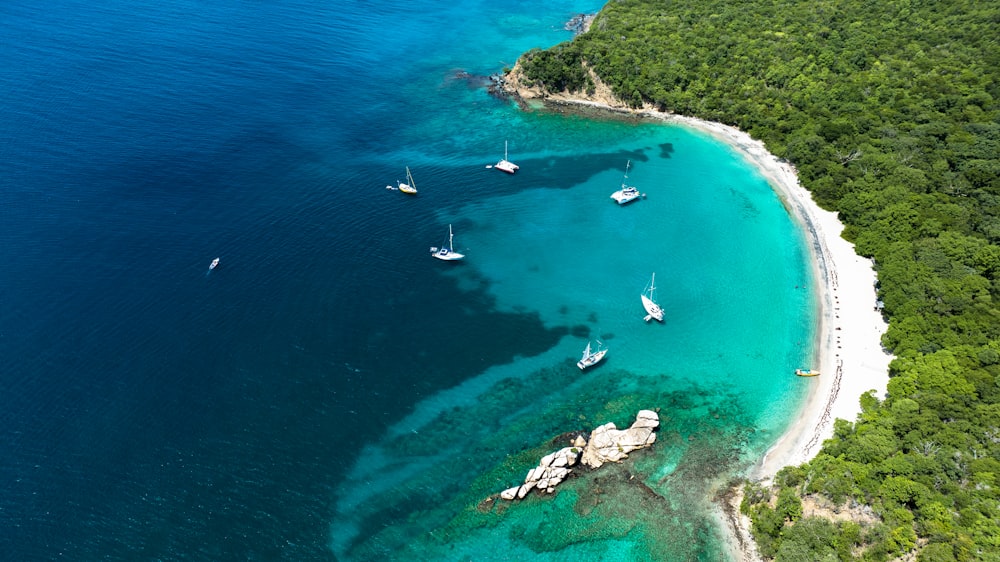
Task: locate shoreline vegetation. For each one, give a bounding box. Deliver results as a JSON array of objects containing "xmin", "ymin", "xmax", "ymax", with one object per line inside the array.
[
  {"xmin": 500, "ymin": 67, "xmax": 893, "ymax": 561},
  {"xmin": 497, "ymin": 1, "xmax": 1000, "ymax": 556}
]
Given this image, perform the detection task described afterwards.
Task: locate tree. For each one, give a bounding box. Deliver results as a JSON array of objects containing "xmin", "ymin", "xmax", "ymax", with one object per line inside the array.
[{"xmin": 513, "ymin": 0, "xmax": 1000, "ymax": 556}]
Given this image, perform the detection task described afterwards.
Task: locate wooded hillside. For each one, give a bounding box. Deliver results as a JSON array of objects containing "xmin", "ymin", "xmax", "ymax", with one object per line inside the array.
[{"xmin": 516, "ymin": 0, "xmax": 1000, "ymax": 559}]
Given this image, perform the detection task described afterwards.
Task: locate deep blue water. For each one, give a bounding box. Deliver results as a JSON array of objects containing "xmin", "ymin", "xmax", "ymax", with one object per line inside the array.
[{"xmin": 1, "ymin": 1, "xmax": 813, "ymax": 560}]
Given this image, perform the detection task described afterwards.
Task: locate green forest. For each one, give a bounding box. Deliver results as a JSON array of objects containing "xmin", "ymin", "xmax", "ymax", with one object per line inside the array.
[{"xmin": 515, "ymin": 0, "xmax": 1000, "ymax": 560}]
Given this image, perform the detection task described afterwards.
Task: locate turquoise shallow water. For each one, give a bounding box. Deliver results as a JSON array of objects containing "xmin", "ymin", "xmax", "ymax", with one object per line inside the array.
[
  {"xmin": 331, "ymin": 119, "xmax": 816, "ymax": 559},
  {"xmin": 1, "ymin": 0, "xmax": 814, "ymax": 559}
]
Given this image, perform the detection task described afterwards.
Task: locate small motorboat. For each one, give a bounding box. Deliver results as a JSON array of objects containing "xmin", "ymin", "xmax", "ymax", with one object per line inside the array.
[
  {"xmin": 209, "ymin": 257, "xmax": 220, "ymax": 270},
  {"xmin": 795, "ymin": 369, "xmax": 819, "ymax": 377}
]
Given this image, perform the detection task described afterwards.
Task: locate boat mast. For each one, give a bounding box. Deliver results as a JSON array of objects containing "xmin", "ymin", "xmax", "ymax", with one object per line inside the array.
[
  {"xmin": 504, "ymin": 140, "xmax": 508, "ymax": 161},
  {"xmin": 448, "ymin": 224, "xmax": 454, "ymax": 252}
]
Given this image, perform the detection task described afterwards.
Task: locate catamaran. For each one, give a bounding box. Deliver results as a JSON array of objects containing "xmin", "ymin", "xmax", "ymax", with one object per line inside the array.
[
  {"xmin": 641, "ymin": 272, "xmax": 664, "ymax": 322},
  {"xmin": 610, "ymin": 160, "xmax": 642, "ymax": 205},
  {"xmin": 493, "ymin": 140, "xmax": 519, "ymax": 174},
  {"xmin": 430, "ymin": 224, "xmax": 465, "ymax": 261},
  {"xmin": 577, "ymin": 340, "xmax": 608, "ymax": 370},
  {"xmin": 395, "ymin": 166, "xmax": 418, "ymax": 194}
]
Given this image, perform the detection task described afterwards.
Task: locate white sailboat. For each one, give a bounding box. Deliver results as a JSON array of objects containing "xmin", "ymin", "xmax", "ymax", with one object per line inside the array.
[
  {"xmin": 610, "ymin": 160, "xmax": 643, "ymax": 205},
  {"xmin": 493, "ymin": 140, "xmax": 519, "ymax": 174},
  {"xmin": 641, "ymin": 272, "xmax": 664, "ymax": 322},
  {"xmin": 577, "ymin": 340, "xmax": 608, "ymax": 370},
  {"xmin": 387, "ymin": 167, "xmax": 418, "ymax": 194},
  {"xmin": 395, "ymin": 166, "xmax": 418, "ymax": 194},
  {"xmin": 430, "ymin": 224, "xmax": 465, "ymax": 261}
]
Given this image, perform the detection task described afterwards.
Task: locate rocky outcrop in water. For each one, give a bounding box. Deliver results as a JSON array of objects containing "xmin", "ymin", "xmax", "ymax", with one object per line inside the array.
[
  {"xmin": 450, "ymin": 68, "xmax": 512, "ymax": 100},
  {"xmin": 499, "ymin": 411, "xmax": 659, "ymax": 500},
  {"xmin": 564, "ymin": 13, "xmax": 596, "ymax": 36},
  {"xmin": 486, "ymin": 72, "xmax": 510, "ymax": 100},
  {"xmin": 500, "ymin": 439, "xmax": 585, "ymax": 500},
  {"xmin": 581, "ymin": 409, "xmax": 659, "ymax": 469}
]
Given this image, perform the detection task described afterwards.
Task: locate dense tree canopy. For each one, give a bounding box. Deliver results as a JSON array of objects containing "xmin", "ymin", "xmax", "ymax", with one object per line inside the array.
[{"xmin": 517, "ymin": 0, "xmax": 1000, "ymax": 559}]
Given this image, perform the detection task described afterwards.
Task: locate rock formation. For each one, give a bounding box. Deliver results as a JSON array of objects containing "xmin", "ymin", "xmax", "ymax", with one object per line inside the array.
[
  {"xmin": 500, "ymin": 445, "xmax": 582, "ymax": 500},
  {"xmin": 563, "ymin": 13, "xmax": 595, "ymax": 36},
  {"xmin": 580, "ymin": 409, "xmax": 659, "ymax": 469},
  {"xmin": 499, "ymin": 411, "xmax": 659, "ymax": 500}
]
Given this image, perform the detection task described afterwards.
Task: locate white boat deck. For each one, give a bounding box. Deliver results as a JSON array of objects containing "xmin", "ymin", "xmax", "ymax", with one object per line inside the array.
[
  {"xmin": 495, "ymin": 159, "xmax": 519, "ymax": 174},
  {"xmin": 577, "ymin": 346, "xmax": 607, "ymax": 370},
  {"xmin": 610, "ymin": 186, "xmax": 641, "ymax": 205}
]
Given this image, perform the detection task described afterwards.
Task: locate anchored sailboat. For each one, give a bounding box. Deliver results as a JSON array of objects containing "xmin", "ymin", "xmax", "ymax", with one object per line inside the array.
[
  {"xmin": 492, "ymin": 140, "xmax": 519, "ymax": 174},
  {"xmin": 641, "ymin": 272, "xmax": 664, "ymax": 322},
  {"xmin": 396, "ymin": 166, "xmax": 418, "ymax": 194},
  {"xmin": 610, "ymin": 160, "xmax": 643, "ymax": 205},
  {"xmin": 577, "ymin": 340, "xmax": 608, "ymax": 370},
  {"xmin": 430, "ymin": 224, "xmax": 465, "ymax": 261}
]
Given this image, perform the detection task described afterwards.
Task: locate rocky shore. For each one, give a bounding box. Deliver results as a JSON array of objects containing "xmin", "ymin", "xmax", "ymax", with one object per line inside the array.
[
  {"xmin": 499, "ymin": 60, "xmax": 632, "ymax": 113},
  {"xmin": 564, "ymin": 13, "xmax": 596, "ymax": 36},
  {"xmin": 496, "ymin": 60, "xmax": 891, "ymax": 562}
]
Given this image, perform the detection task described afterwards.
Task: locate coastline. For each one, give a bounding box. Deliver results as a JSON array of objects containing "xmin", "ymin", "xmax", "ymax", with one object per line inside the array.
[
  {"xmin": 674, "ymin": 109, "xmax": 893, "ymax": 562},
  {"xmin": 504, "ymin": 87, "xmax": 892, "ymax": 560},
  {"xmin": 663, "ymin": 111, "xmax": 893, "ymax": 476}
]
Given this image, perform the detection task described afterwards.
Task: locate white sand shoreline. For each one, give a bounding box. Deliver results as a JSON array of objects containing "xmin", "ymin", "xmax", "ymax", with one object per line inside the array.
[
  {"xmin": 511, "ymin": 95, "xmax": 893, "ymax": 560},
  {"xmin": 664, "ymin": 112, "xmax": 893, "ymax": 474},
  {"xmin": 671, "ymin": 112, "xmax": 893, "ymax": 562}
]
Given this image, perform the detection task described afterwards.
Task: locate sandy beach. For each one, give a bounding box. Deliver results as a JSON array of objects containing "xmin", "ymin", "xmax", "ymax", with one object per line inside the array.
[
  {"xmin": 665, "ymin": 113, "xmax": 893, "ymax": 479},
  {"xmin": 505, "ymin": 84, "xmax": 893, "ymax": 559},
  {"xmin": 671, "ymin": 113, "xmax": 893, "ymax": 561}
]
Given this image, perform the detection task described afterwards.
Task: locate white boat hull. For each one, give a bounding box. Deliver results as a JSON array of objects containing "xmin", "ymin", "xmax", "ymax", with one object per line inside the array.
[
  {"xmin": 494, "ymin": 141, "xmax": 518, "ymax": 173},
  {"xmin": 611, "ymin": 161, "xmax": 642, "ymax": 204},
  {"xmin": 495, "ymin": 159, "xmax": 518, "ymax": 174},
  {"xmin": 431, "ymin": 248, "xmax": 464, "ymax": 261},
  {"xmin": 611, "ymin": 188, "xmax": 641, "ymax": 205},
  {"xmin": 577, "ymin": 348, "xmax": 607, "ymax": 370},
  {"xmin": 431, "ymin": 224, "xmax": 464, "ymax": 261},
  {"xmin": 641, "ymin": 294, "xmax": 663, "ymax": 322}
]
